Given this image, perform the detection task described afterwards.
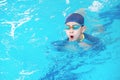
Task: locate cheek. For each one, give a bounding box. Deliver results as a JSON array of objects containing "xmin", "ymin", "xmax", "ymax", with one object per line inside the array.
[
  {"xmin": 65, "ymin": 31, "xmax": 69, "ymax": 36},
  {"xmin": 74, "ymin": 30, "xmax": 80, "ymax": 35}
]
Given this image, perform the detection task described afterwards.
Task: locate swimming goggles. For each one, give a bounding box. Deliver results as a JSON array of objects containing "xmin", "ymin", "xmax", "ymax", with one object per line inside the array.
[{"xmin": 65, "ymin": 25, "xmax": 82, "ymax": 30}]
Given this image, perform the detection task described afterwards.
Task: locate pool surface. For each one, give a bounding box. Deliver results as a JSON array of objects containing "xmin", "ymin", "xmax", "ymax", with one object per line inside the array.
[{"xmin": 0, "ymin": 0, "xmax": 120, "ymax": 80}]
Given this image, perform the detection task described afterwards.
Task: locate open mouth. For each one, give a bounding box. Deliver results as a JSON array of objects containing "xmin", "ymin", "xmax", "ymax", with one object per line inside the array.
[{"xmin": 70, "ymin": 35, "xmax": 74, "ymax": 39}]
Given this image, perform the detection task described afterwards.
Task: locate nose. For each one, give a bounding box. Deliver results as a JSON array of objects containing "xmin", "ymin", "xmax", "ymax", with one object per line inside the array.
[{"xmin": 69, "ymin": 28, "xmax": 74, "ymax": 33}]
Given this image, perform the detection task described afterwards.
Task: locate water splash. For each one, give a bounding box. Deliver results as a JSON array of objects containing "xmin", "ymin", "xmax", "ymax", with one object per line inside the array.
[
  {"xmin": 88, "ymin": 1, "xmax": 103, "ymax": 12},
  {"xmin": 0, "ymin": 0, "xmax": 7, "ymax": 7},
  {"xmin": 1, "ymin": 17, "xmax": 31, "ymax": 39},
  {"xmin": 66, "ymin": 0, "xmax": 70, "ymax": 4}
]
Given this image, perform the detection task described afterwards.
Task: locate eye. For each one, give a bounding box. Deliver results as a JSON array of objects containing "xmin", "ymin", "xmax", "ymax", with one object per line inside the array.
[
  {"xmin": 73, "ymin": 25, "xmax": 80, "ymax": 30},
  {"xmin": 65, "ymin": 26, "xmax": 70, "ymax": 30}
]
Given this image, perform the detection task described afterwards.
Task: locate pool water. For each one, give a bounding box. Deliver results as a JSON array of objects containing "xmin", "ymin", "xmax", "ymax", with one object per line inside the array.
[{"xmin": 0, "ymin": 0, "xmax": 120, "ymax": 80}]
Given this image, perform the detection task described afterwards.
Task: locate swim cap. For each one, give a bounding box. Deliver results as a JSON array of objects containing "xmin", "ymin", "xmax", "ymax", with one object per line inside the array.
[{"xmin": 65, "ymin": 13, "xmax": 84, "ymax": 26}]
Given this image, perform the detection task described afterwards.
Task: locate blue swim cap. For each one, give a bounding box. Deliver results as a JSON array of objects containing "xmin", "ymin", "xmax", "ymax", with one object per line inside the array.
[{"xmin": 65, "ymin": 13, "xmax": 84, "ymax": 26}]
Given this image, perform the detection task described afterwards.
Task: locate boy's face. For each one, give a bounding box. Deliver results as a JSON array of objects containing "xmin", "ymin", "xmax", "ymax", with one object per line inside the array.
[{"xmin": 65, "ymin": 22, "xmax": 86, "ymax": 41}]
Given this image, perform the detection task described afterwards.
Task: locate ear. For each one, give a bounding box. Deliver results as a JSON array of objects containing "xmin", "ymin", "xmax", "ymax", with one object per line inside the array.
[{"xmin": 81, "ymin": 26, "xmax": 86, "ymax": 33}]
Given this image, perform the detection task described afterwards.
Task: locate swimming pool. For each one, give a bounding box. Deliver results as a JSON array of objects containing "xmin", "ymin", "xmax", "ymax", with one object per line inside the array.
[{"xmin": 0, "ymin": 0, "xmax": 120, "ymax": 80}]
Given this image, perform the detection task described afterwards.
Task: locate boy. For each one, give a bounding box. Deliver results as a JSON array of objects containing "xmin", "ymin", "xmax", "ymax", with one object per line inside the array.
[{"xmin": 52, "ymin": 12, "xmax": 105, "ymax": 51}]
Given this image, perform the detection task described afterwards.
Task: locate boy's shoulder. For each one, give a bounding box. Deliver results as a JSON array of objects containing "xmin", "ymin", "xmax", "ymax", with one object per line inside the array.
[{"xmin": 83, "ymin": 33, "xmax": 105, "ymax": 50}]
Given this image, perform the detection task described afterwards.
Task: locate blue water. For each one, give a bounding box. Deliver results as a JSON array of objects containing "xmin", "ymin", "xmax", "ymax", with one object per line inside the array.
[{"xmin": 0, "ymin": 0, "xmax": 120, "ymax": 80}]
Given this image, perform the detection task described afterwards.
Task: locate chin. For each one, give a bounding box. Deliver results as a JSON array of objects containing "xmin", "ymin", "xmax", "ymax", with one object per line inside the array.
[{"xmin": 69, "ymin": 38, "xmax": 76, "ymax": 41}]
